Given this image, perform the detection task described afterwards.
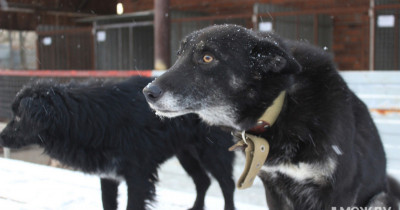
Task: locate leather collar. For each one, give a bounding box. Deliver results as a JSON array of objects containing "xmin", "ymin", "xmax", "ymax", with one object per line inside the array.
[
  {"xmin": 229, "ymin": 91, "xmax": 286, "ymax": 189},
  {"xmin": 248, "ymin": 91, "xmax": 286, "ymax": 134}
]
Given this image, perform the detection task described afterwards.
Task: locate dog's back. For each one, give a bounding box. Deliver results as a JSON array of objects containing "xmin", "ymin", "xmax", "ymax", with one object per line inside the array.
[
  {"xmin": 260, "ymin": 32, "xmax": 399, "ymax": 208},
  {"xmin": 282, "ymin": 37, "xmax": 395, "ymax": 207}
]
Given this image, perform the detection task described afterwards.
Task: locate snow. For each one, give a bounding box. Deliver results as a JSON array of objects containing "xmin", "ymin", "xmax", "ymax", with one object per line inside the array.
[{"xmin": 0, "ymin": 158, "xmax": 266, "ymax": 210}]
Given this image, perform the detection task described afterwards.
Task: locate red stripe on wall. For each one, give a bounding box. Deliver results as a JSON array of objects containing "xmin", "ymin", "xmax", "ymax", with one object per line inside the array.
[{"xmin": 0, "ymin": 70, "xmax": 153, "ymax": 78}]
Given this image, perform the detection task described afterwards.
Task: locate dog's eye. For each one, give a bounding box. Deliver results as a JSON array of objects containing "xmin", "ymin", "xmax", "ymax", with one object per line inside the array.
[{"xmin": 203, "ymin": 54, "xmax": 214, "ymax": 63}]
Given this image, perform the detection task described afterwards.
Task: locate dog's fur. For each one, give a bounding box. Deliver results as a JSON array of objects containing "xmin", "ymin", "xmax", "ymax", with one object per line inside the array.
[
  {"xmin": 0, "ymin": 76, "xmax": 236, "ymax": 210},
  {"xmin": 143, "ymin": 24, "xmax": 400, "ymax": 209}
]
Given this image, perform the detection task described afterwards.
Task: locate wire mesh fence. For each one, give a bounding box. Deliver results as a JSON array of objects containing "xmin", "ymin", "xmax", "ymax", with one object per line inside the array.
[
  {"xmin": 37, "ymin": 28, "xmax": 94, "ymax": 70},
  {"xmin": 374, "ymin": 8, "xmax": 400, "ymax": 70}
]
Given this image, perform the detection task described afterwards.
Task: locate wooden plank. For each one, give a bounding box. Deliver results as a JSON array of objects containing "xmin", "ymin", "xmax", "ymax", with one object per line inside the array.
[
  {"xmin": 341, "ymin": 71, "xmax": 400, "ymax": 167},
  {"xmin": 0, "ymin": 70, "xmax": 154, "ymax": 77},
  {"xmin": 341, "ymin": 71, "xmax": 400, "ymax": 84},
  {"xmin": 348, "ymin": 84, "xmax": 400, "ymax": 95},
  {"xmin": 375, "ymin": 119, "xmax": 400, "ymax": 135}
]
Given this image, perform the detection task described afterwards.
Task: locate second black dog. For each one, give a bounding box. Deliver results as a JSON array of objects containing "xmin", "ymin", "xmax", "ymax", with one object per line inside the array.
[{"xmin": 0, "ymin": 76, "xmax": 235, "ymax": 210}]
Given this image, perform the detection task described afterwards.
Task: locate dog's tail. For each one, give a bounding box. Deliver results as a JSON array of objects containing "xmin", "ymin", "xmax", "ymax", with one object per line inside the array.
[{"xmin": 388, "ymin": 175, "xmax": 400, "ymax": 201}]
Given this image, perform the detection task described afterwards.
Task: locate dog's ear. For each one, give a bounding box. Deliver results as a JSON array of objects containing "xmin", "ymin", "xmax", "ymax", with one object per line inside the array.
[{"xmin": 250, "ymin": 38, "xmax": 301, "ymax": 75}]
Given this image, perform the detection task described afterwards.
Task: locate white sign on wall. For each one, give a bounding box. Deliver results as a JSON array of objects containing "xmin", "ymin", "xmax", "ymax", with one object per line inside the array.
[
  {"xmin": 97, "ymin": 31, "xmax": 106, "ymax": 42},
  {"xmin": 42, "ymin": 37, "xmax": 52, "ymax": 46},
  {"xmin": 259, "ymin": 22, "xmax": 273, "ymax": 32},
  {"xmin": 377, "ymin": 15, "xmax": 395, "ymax": 28}
]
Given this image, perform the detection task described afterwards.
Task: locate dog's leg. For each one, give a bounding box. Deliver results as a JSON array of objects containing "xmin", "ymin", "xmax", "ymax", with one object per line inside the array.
[
  {"xmin": 199, "ymin": 152, "xmax": 235, "ymax": 210},
  {"xmin": 100, "ymin": 178, "xmax": 120, "ymax": 210},
  {"xmin": 388, "ymin": 175, "xmax": 400, "ymax": 208},
  {"xmin": 125, "ymin": 172, "xmax": 156, "ymax": 210},
  {"xmin": 366, "ymin": 192, "xmax": 399, "ymax": 210},
  {"xmin": 177, "ymin": 150, "xmax": 211, "ymax": 210},
  {"xmin": 261, "ymin": 178, "xmax": 294, "ymax": 210}
]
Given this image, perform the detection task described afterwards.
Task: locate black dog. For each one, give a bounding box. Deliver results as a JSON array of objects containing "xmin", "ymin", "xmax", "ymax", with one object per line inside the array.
[
  {"xmin": 143, "ymin": 25, "xmax": 400, "ymax": 209},
  {"xmin": 0, "ymin": 76, "xmax": 236, "ymax": 210}
]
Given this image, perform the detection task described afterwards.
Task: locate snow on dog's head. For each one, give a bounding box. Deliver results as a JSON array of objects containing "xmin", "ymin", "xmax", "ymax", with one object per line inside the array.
[{"xmin": 143, "ymin": 24, "xmax": 301, "ymax": 131}]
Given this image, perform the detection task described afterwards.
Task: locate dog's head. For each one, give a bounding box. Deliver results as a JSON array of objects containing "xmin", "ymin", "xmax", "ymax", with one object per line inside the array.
[
  {"xmin": 143, "ymin": 24, "xmax": 301, "ymax": 131},
  {"xmin": 0, "ymin": 81, "xmax": 61, "ymax": 148}
]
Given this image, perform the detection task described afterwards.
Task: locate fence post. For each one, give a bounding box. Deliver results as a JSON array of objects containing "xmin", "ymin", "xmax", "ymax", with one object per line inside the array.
[
  {"xmin": 369, "ymin": 0, "xmax": 375, "ymax": 71},
  {"xmin": 154, "ymin": 0, "xmax": 170, "ymax": 70}
]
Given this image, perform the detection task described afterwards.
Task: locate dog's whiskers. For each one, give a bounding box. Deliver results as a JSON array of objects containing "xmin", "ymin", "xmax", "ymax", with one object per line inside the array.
[
  {"xmin": 37, "ymin": 134, "xmax": 45, "ymax": 143},
  {"xmin": 50, "ymin": 87, "xmax": 55, "ymax": 95},
  {"xmin": 308, "ymin": 134, "xmax": 316, "ymax": 148},
  {"xmin": 206, "ymin": 137, "xmax": 215, "ymax": 144},
  {"xmin": 42, "ymin": 105, "xmax": 48, "ymax": 114}
]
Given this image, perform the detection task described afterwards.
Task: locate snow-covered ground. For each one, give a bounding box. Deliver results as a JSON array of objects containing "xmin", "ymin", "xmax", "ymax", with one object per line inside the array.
[
  {"xmin": 0, "ymin": 157, "xmax": 266, "ymax": 210},
  {"xmin": 0, "ymin": 121, "xmax": 268, "ymax": 210},
  {"xmin": 1, "ymin": 117, "xmax": 399, "ymax": 210}
]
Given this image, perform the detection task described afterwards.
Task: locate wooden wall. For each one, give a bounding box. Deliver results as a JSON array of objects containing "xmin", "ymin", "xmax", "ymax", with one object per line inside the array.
[
  {"xmin": 333, "ymin": 13, "xmax": 370, "ymax": 70},
  {"xmin": 120, "ymin": 0, "xmax": 375, "ymax": 70},
  {"xmin": 0, "ymin": 11, "xmax": 81, "ymax": 30},
  {"xmin": 2, "ymin": 0, "xmax": 400, "ymax": 70},
  {"xmin": 0, "ymin": 0, "xmax": 116, "ymax": 30},
  {"xmin": 121, "ymin": 0, "xmax": 368, "ymax": 14}
]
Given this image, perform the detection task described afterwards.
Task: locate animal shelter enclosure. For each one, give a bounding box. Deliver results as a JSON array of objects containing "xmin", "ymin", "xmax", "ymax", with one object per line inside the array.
[{"xmin": 1, "ymin": 0, "xmax": 400, "ymax": 209}]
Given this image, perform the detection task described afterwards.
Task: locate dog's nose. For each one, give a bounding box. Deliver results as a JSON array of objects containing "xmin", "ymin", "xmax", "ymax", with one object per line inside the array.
[{"xmin": 143, "ymin": 84, "xmax": 163, "ymax": 102}]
